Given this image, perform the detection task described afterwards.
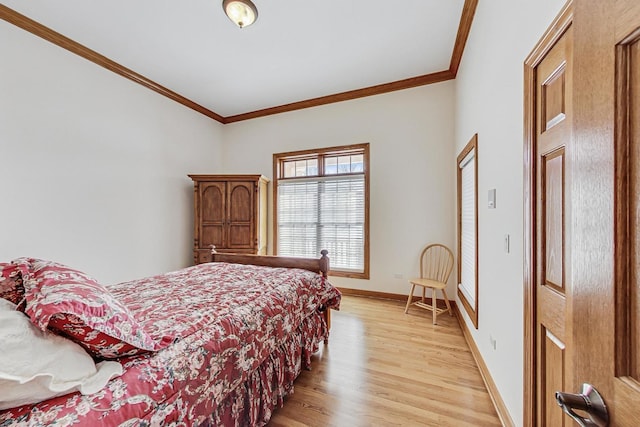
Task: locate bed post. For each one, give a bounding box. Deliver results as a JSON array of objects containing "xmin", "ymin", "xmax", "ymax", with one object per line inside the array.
[
  {"xmin": 319, "ymin": 249, "xmax": 331, "ymax": 343},
  {"xmin": 319, "ymin": 249, "xmax": 329, "ymax": 278}
]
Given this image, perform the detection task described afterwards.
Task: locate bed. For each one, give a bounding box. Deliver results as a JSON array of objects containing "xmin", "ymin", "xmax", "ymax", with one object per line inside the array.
[{"xmin": 0, "ymin": 250, "xmax": 340, "ymax": 426}]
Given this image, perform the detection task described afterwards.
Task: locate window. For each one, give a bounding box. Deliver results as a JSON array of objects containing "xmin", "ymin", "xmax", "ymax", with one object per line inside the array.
[
  {"xmin": 274, "ymin": 143, "xmax": 369, "ymax": 279},
  {"xmin": 457, "ymin": 134, "xmax": 478, "ymax": 328}
]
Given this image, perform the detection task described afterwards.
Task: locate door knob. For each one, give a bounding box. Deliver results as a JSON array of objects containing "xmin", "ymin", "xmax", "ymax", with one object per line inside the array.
[{"xmin": 555, "ymin": 383, "xmax": 609, "ymax": 427}]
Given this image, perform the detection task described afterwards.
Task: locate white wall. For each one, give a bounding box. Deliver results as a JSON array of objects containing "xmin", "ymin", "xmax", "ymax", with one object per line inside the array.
[
  {"xmin": 453, "ymin": 0, "xmax": 567, "ymax": 424},
  {"xmin": 1, "ymin": 5, "xmax": 575, "ymax": 420},
  {"xmin": 0, "ymin": 21, "xmax": 223, "ymax": 284},
  {"xmin": 221, "ymin": 83, "xmax": 456, "ymax": 295}
]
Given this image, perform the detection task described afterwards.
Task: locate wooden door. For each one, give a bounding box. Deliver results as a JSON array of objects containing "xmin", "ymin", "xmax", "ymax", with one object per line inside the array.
[
  {"xmin": 200, "ymin": 181, "xmax": 226, "ymax": 250},
  {"xmin": 226, "ymin": 181, "xmax": 255, "ymax": 250},
  {"xmin": 534, "ymin": 22, "xmax": 573, "ymax": 427},
  {"xmin": 526, "ymin": 0, "xmax": 640, "ymax": 425},
  {"xmin": 568, "ymin": 0, "xmax": 640, "ymax": 424}
]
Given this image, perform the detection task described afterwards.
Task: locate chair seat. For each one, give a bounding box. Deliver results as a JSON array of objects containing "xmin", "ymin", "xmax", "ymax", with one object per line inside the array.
[{"xmin": 408, "ymin": 277, "xmax": 447, "ymax": 290}]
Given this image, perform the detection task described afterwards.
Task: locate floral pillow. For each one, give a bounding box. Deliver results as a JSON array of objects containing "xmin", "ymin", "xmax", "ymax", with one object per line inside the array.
[
  {"xmin": 14, "ymin": 258, "xmax": 174, "ymax": 359},
  {"xmin": 48, "ymin": 313, "xmax": 152, "ymax": 359},
  {"xmin": 0, "ymin": 263, "xmax": 26, "ymax": 307}
]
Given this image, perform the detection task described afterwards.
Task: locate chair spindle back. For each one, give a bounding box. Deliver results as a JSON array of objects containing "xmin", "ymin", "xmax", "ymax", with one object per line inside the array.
[{"xmin": 420, "ymin": 244, "xmax": 454, "ymax": 284}]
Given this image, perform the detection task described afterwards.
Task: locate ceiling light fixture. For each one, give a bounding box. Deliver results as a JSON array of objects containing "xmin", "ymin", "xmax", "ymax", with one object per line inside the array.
[{"xmin": 222, "ymin": 0, "xmax": 258, "ymax": 28}]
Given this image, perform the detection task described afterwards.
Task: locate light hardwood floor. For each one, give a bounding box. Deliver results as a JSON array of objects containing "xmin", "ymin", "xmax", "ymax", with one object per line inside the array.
[{"xmin": 269, "ymin": 295, "xmax": 502, "ymax": 426}]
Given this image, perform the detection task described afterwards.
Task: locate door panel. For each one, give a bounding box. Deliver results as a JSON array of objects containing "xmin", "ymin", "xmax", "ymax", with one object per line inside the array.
[
  {"xmin": 543, "ymin": 149, "xmax": 565, "ymax": 292},
  {"xmin": 538, "ymin": 284, "xmax": 566, "ymax": 340},
  {"xmin": 629, "ymin": 37, "xmax": 640, "ymax": 383},
  {"xmin": 541, "ymin": 65, "xmax": 566, "ymax": 132},
  {"xmin": 535, "ymin": 24, "xmax": 572, "ymax": 426},
  {"xmin": 542, "ymin": 329, "xmax": 566, "ymax": 427},
  {"xmin": 611, "ymin": 3, "xmax": 640, "ymax": 424}
]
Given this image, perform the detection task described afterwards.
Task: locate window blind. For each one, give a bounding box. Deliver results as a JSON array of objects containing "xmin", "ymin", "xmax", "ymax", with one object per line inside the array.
[
  {"xmin": 459, "ymin": 149, "xmax": 476, "ymax": 306},
  {"xmin": 278, "ymin": 174, "xmax": 365, "ymax": 272}
]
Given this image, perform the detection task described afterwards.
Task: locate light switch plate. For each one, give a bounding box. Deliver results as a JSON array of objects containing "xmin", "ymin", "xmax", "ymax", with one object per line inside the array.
[{"xmin": 488, "ymin": 188, "xmax": 496, "ymax": 209}]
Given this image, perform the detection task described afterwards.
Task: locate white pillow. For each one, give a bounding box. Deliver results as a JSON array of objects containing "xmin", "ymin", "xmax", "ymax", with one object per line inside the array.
[{"xmin": 0, "ymin": 299, "xmax": 123, "ymax": 410}]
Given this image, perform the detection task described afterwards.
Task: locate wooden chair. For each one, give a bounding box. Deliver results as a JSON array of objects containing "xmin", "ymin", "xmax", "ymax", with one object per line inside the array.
[{"xmin": 404, "ymin": 244, "xmax": 454, "ymax": 325}]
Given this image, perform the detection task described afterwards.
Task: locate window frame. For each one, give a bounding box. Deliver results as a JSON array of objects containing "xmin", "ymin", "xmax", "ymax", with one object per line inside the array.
[
  {"xmin": 457, "ymin": 134, "xmax": 479, "ymax": 328},
  {"xmin": 273, "ymin": 143, "xmax": 370, "ymax": 279}
]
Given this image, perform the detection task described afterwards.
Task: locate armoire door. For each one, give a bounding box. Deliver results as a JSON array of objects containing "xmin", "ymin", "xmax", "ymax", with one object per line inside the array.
[
  {"xmin": 226, "ymin": 181, "xmax": 255, "ymax": 250},
  {"xmin": 199, "ymin": 181, "xmax": 226, "ymax": 250}
]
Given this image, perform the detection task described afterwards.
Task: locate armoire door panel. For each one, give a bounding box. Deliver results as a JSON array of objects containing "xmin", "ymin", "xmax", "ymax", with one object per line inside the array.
[
  {"xmin": 227, "ymin": 181, "xmax": 255, "ymax": 248},
  {"xmin": 228, "ymin": 225, "xmax": 253, "ymax": 248},
  {"xmin": 201, "ymin": 224, "xmax": 224, "ymax": 248},
  {"xmin": 228, "ymin": 182, "xmax": 253, "ymax": 223},
  {"xmin": 201, "ymin": 183, "xmax": 225, "ymax": 222}
]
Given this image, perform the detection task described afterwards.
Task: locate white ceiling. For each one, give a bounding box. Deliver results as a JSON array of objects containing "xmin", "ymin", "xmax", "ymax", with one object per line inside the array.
[{"xmin": 3, "ymin": 0, "xmax": 465, "ymax": 118}]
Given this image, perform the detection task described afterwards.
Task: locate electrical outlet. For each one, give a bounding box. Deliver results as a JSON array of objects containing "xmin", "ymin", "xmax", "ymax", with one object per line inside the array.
[{"xmin": 393, "ymin": 273, "xmax": 403, "ymax": 279}]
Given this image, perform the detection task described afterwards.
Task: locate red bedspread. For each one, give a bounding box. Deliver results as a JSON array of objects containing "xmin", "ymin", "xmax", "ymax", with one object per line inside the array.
[{"xmin": 0, "ymin": 262, "xmax": 341, "ymax": 426}]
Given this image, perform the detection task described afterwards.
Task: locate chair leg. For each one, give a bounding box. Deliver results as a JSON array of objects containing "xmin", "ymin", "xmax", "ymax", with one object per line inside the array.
[
  {"xmin": 422, "ymin": 287, "xmax": 426, "ymax": 304},
  {"xmin": 432, "ymin": 289, "xmax": 437, "ymax": 325},
  {"xmin": 442, "ymin": 289, "xmax": 453, "ymax": 316},
  {"xmin": 404, "ymin": 284, "xmax": 416, "ymax": 313}
]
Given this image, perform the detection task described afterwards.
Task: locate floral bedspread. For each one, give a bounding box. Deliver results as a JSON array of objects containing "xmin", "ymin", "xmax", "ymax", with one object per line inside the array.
[{"xmin": 0, "ymin": 263, "xmax": 341, "ymax": 426}]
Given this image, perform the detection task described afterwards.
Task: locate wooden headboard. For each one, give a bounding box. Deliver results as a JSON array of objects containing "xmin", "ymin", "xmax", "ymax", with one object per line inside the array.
[{"xmin": 210, "ymin": 249, "xmax": 330, "ymax": 278}]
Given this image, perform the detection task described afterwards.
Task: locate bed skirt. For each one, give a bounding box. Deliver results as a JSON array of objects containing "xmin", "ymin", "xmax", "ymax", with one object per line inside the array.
[{"xmin": 205, "ymin": 309, "xmax": 328, "ymax": 426}]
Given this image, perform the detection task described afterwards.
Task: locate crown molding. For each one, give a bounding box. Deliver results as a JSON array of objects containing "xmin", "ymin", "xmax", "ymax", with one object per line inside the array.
[
  {"xmin": 1, "ymin": 2, "xmax": 477, "ymax": 124},
  {"xmin": 0, "ymin": 4, "xmax": 225, "ymax": 123},
  {"xmin": 224, "ymin": 70, "xmax": 455, "ymax": 123},
  {"xmin": 450, "ymin": 0, "xmax": 479, "ymax": 75}
]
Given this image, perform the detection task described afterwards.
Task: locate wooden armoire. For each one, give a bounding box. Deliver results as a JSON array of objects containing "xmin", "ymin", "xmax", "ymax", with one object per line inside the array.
[{"xmin": 189, "ymin": 174, "xmax": 268, "ymax": 264}]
